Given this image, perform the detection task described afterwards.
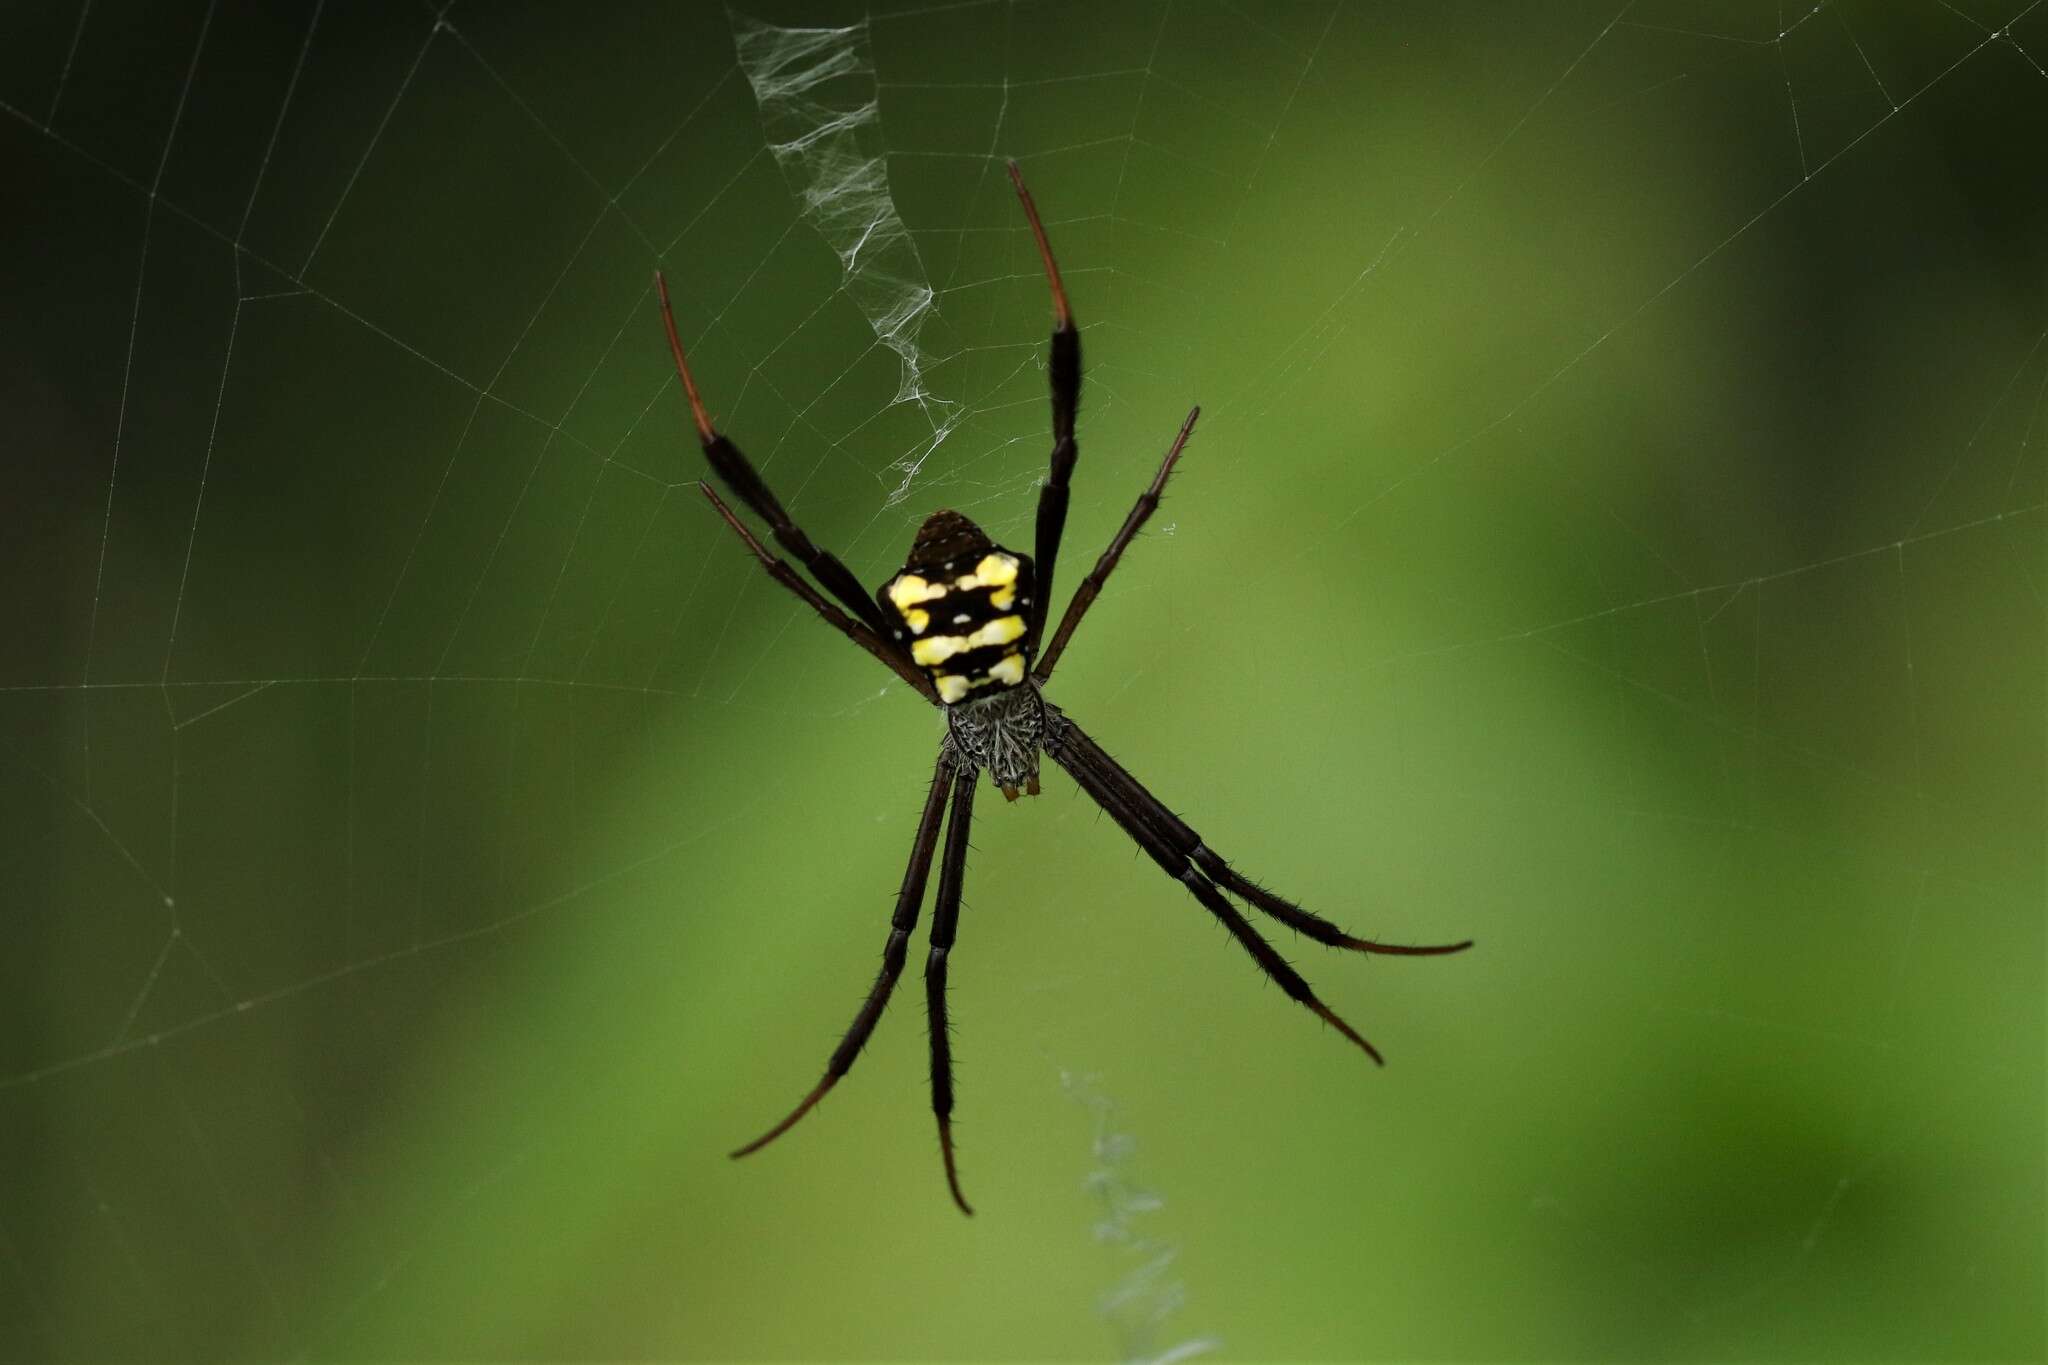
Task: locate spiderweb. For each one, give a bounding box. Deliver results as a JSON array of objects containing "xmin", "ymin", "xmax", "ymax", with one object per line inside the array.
[{"xmin": 1, "ymin": 1, "xmax": 2042, "ymax": 1360}]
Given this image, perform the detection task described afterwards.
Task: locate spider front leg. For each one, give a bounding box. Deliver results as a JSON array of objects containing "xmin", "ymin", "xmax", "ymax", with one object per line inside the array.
[
  {"xmin": 1046, "ymin": 710, "xmax": 1471, "ymax": 1064},
  {"xmin": 1051, "ymin": 725, "xmax": 1384, "ymax": 1061},
  {"xmin": 1057, "ymin": 718, "xmax": 1474, "ymax": 958},
  {"xmin": 923, "ymin": 764, "xmax": 979, "ymax": 1215},
  {"xmin": 730, "ymin": 749, "xmax": 953, "ymax": 1159}
]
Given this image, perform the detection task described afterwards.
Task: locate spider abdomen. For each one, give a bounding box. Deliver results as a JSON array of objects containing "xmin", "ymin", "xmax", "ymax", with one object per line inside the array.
[{"xmin": 878, "ymin": 510, "xmax": 1038, "ymax": 706}]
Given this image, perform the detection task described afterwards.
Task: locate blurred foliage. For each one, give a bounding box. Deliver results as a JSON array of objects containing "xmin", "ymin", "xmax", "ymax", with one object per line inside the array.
[{"xmin": 1, "ymin": 2, "xmax": 2042, "ymax": 1360}]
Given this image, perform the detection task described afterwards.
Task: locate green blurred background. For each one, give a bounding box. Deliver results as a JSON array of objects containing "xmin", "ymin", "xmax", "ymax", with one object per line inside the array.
[{"xmin": 2, "ymin": 1, "xmax": 2042, "ymax": 1360}]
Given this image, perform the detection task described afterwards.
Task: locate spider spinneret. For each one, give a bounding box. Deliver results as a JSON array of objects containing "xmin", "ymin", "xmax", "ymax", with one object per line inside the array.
[{"xmin": 657, "ymin": 159, "xmax": 1472, "ymax": 1217}]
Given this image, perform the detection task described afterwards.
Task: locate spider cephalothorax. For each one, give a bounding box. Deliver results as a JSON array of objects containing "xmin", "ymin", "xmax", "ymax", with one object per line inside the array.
[
  {"xmin": 658, "ymin": 162, "xmax": 1472, "ymax": 1216},
  {"xmin": 944, "ymin": 682, "xmax": 1047, "ymax": 797}
]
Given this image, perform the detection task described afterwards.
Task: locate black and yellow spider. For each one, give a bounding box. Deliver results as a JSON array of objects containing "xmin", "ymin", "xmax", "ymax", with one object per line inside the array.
[{"xmin": 660, "ymin": 163, "xmax": 1471, "ymax": 1215}]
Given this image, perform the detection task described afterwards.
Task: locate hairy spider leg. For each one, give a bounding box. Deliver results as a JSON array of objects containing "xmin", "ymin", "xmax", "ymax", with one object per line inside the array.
[
  {"xmin": 1047, "ymin": 718, "xmax": 1387, "ymax": 1063},
  {"xmin": 729, "ymin": 752, "xmax": 954, "ymax": 1159},
  {"xmin": 1034, "ymin": 405, "xmax": 1200, "ymax": 682},
  {"xmin": 697, "ymin": 483, "xmax": 937, "ymax": 702},
  {"xmin": 1054, "ymin": 715, "xmax": 1474, "ymax": 958},
  {"xmin": 923, "ymin": 766, "xmax": 979, "ymax": 1215},
  {"xmin": 656, "ymin": 272, "xmax": 904, "ymax": 649},
  {"xmin": 1007, "ymin": 161, "xmax": 1081, "ymax": 653}
]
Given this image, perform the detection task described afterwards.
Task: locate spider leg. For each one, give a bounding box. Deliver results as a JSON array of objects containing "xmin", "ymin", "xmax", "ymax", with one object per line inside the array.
[
  {"xmin": 697, "ymin": 482, "xmax": 938, "ymax": 703},
  {"xmin": 923, "ymin": 765, "xmax": 979, "ymax": 1215},
  {"xmin": 1007, "ymin": 161, "xmax": 1081, "ymax": 650},
  {"xmin": 1048, "ymin": 723, "xmax": 1385, "ymax": 1064},
  {"xmin": 1055, "ymin": 715, "xmax": 1474, "ymax": 957},
  {"xmin": 730, "ymin": 750, "xmax": 954, "ymax": 1159},
  {"xmin": 1033, "ymin": 405, "xmax": 1200, "ymax": 682},
  {"xmin": 656, "ymin": 272, "xmax": 903, "ymax": 647}
]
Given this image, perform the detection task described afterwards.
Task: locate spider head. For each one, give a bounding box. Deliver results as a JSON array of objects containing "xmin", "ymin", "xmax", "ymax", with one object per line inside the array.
[{"xmin": 878, "ymin": 510, "xmax": 1037, "ymax": 707}]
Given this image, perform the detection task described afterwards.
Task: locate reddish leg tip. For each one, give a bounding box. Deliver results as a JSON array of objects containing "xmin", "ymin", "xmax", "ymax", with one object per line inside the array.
[
  {"xmin": 1349, "ymin": 936, "xmax": 1476, "ymax": 956},
  {"xmin": 1006, "ymin": 161, "xmax": 1071, "ymax": 328},
  {"xmin": 730, "ymin": 1076, "xmax": 837, "ymax": 1158},
  {"xmin": 653, "ymin": 272, "xmax": 718, "ymax": 443},
  {"xmin": 938, "ymin": 1119, "xmax": 974, "ymax": 1216},
  {"xmin": 1312, "ymin": 1002, "xmax": 1385, "ymax": 1066}
]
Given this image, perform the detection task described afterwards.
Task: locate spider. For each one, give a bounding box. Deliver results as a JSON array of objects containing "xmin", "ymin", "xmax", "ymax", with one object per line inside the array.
[{"xmin": 659, "ymin": 163, "xmax": 1472, "ymax": 1216}]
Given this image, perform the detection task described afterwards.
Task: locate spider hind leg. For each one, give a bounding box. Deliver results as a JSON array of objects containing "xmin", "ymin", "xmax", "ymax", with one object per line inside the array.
[{"xmin": 656, "ymin": 272, "xmax": 906, "ymax": 649}]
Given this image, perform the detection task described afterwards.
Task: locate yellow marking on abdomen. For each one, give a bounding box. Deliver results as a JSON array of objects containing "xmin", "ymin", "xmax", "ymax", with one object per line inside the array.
[
  {"xmin": 969, "ymin": 615, "xmax": 1024, "ymax": 648},
  {"xmin": 912, "ymin": 635, "xmax": 963, "ymax": 666},
  {"xmin": 888, "ymin": 575, "xmax": 949, "ymax": 609},
  {"xmin": 909, "ymin": 614, "xmax": 1024, "ymax": 667}
]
